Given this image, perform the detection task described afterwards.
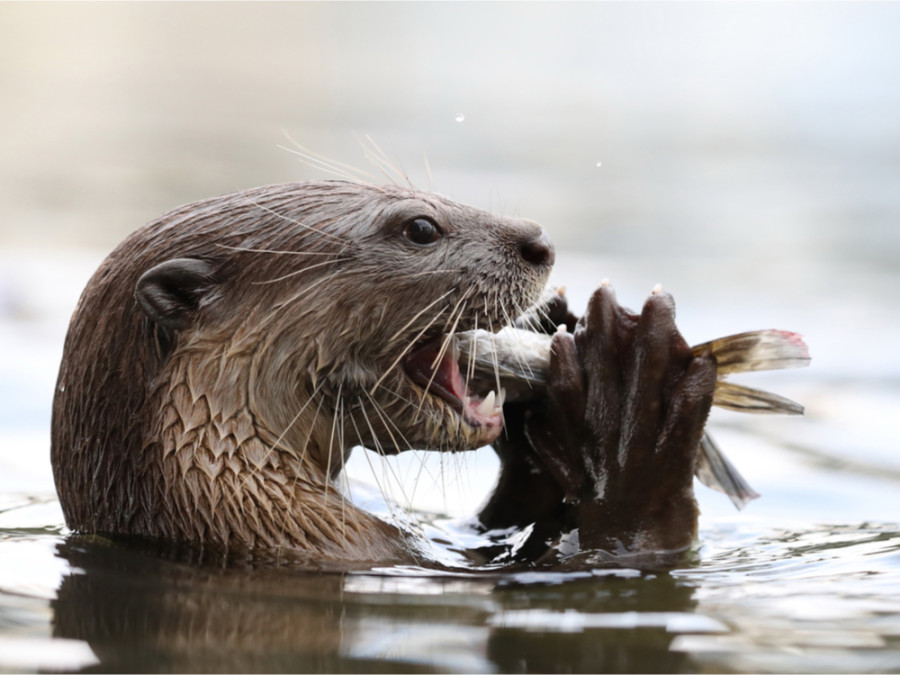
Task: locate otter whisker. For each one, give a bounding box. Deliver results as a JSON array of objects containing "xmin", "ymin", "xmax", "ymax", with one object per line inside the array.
[
  {"xmin": 432, "ymin": 295, "xmax": 470, "ymax": 370},
  {"xmin": 520, "ymin": 288, "xmax": 559, "ymax": 330},
  {"xmin": 255, "ymin": 269, "xmax": 347, "ymax": 332},
  {"xmin": 269, "ymin": 270, "xmax": 347, "ymax": 316},
  {"xmin": 500, "ymin": 302, "xmax": 538, "ymax": 383},
  {"xmin": 253, "ymin": 381, "xmax": 327, "ymax": 471},
  {"xmin": 216, "ymin": 244, "xmax": 344, "ymax": 257},
  {"xmin": 390, "ymin": 268, "xmax": 463, "ymax": 280},
  {"xmin": 407, "ymin": 447, "xmax": 439, "ymax": 513},
  {"xmin": 279, "ymin": 147, "xmax": 368, "ymax": 183},
  {"xmin": 271, "ymin": 387, "xmax": 329, "ymax": 542},
  {"xmin": 371, "ymin": 313, "xmax": 448, "ymax": 400},
  {"xmin": 279, "ymin": 131, "xmax": 378, "ymax": 184},
  {"xmin": 346, "ymin": 415, "xmax": 401, "ymax": 519},
  {"xmin": 362, "ymin": 388, "xmax": 417, "ymax": 458},
  {"xmin": 359, "ymin": 133, "xmax": 414, "ymax": 190},
  {"xmin": 359, "ymin": 391, "xmax": 443, "ymax": 515},
  {"xmin": 384, "ymin": 289, "xmax": 454, "ymax": 345},
  {"xmin": 241, "ymin": 196, "xmax": 349, "ymax": 246},
  {"xmin": 333, "ymin": 391, "xmax": 349, "ymax": 540},
  {"xmin": 354, "ymin": 397, "xmax": 416, "ymax": 511},
  {"xmin": 502, "ymin": 298, "xmax": 537, "ymax": 359},
  {"xmin": 367, "ymin": 379, "xmax": 421, "ymax": 411},
  {"xmin": 252, "ymin": 256, "xmax": 350, "ymax": 286},
  {"xmin": 466, "ymin": 313, "xmax": 479, "ymax": 390},
  {"xmin": 324, "ymin": 382, "xmax": 343, "ymax": 498},
  {"xmin": 281, "ymin": 129, "xmax": 376, "ymax": 182},
  {"xmin": 360, "ymin": 153, "xmax": 400, "ymax": 188},
  {"xmin": 486, "ymin": 316, "xmax": 504, "ymax": 405},
  {"xmin": 423, "ymin": 152, "xmax": 434, "ymax": 193},
  {"xmin": 368, "ymin": 291, "xmax": 454, "ymax": 396},
  {"xmin": 413, "ymin": 292, "xmax": 472, "ymax": 421}
]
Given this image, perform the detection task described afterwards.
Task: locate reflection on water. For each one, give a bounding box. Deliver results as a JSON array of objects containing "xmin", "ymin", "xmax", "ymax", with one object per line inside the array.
[
  {"xmin": 46, "ymin": 532, "xmax": 697, "ymax": 673},
  {"xmin": 0, "ymin": 494, "xmax": 898, "ymax": 673}
]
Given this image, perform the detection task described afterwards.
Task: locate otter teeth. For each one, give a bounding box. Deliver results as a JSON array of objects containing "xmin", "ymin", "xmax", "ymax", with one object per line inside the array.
[
  {"xmin": 473, "ymin": 387, "xmax": 506, "ymax": 418},
  {"xmin": 476, "ymin": 391, "xmax": 496, "ymax": 417}
]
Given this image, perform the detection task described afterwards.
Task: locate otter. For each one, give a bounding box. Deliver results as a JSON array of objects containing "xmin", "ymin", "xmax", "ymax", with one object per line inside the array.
[{"xmin": 51, "ymin": 180, "xmax": 716, "ymax": 567}]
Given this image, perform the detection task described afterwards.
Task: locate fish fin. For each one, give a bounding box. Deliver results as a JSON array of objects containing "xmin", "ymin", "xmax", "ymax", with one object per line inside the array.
[
  {"xmin": 696, "ymin": 432, "xmax": 760, "ymax": 510},
  {"xmin": 713, "ymin": 381, "xmax": 805, "ymax": 415},
  {"xmin": 693, "ymin": 329, "xmax": 810, "ymax": 375}
]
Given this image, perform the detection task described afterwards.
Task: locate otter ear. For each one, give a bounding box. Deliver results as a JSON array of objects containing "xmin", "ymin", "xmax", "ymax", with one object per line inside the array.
[{"xmin": 135, "ymin": 258, "xmax": 217, "ymax": 330}]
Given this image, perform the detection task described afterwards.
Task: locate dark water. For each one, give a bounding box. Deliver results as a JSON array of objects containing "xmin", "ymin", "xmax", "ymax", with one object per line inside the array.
[
  {"xmin": 3, "ymin": 3, "xmax": 900, "ymax": 673},
  {"xmin": 2, "ymin": 485, "xmax": 900, "ymax": 673}
]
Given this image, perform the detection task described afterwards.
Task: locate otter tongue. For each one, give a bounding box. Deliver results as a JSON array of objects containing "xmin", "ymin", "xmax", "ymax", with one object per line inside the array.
[
  {"xmin": 404, "ymin": 336, "xmax": 506, "ymax": 428},
  {"xmin": 404, "ymin": 337, "xmax": 469, "ymax": 412}
]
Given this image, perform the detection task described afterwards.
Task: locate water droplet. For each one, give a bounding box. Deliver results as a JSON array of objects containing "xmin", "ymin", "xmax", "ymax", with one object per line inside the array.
[
  {"xmin": 455, "ymin": 114, "xmax": 466, "ymax": 123},
  {"xmin": 595, "ymin": 161, "xmax": 603, "ymax": 168}
]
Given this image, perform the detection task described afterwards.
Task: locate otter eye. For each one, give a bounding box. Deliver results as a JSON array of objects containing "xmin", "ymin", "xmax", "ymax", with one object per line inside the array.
[{"xmin": 402, "ymin": 217, "xmax": 442, "ymax": 246}]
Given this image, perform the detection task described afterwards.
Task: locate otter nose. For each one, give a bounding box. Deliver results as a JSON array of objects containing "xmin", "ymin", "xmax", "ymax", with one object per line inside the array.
[{"xmin": 518, "ymin": 230, "xmax": 555, "ymax": 268}]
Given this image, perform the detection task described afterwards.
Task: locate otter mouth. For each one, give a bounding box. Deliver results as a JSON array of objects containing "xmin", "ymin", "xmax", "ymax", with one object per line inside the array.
[{"xmin": 402, "ymin": 334, "xmax": 505, "ymax": 435}]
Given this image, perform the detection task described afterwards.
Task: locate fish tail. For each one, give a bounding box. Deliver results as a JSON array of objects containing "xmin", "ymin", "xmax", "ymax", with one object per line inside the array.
[
  {"xmin": 694, "ymin": 329, "xmax": 811, "ymax": 375},
  {"xmin": 696, "ymin": 432, "xmax": 760, "ymax": 510}
]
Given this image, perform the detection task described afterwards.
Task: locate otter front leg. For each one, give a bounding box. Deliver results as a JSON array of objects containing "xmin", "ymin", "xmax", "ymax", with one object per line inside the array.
[
  {"xmin": 527, "ymin": 284, "xmax": 717, "ymax": 560},
  {"xmin": 475, "ymin": 292, "xmax": 577, "ymax": 560}
]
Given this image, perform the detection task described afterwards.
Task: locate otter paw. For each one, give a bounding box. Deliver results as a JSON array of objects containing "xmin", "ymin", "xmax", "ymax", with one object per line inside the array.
[{"xmin": 526, "ymin": 284, "xmax": 716, "ymax": 559}]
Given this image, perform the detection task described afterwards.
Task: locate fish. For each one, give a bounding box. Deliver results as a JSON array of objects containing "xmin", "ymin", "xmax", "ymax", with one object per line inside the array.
[{"xmin": 455, "ymin": 326, "xmax": 811, "ymax": 509}]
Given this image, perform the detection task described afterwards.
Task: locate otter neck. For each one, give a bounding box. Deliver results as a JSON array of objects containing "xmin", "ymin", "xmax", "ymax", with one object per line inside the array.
[{"xmin": 144, "ymin": 341, "xmax": 405, "ymax": 562}]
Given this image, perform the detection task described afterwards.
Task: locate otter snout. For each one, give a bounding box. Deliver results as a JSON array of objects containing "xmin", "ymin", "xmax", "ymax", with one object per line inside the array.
[{"xmin": 518, "ymin": 229, "xmax": 555, "ymax": 269}]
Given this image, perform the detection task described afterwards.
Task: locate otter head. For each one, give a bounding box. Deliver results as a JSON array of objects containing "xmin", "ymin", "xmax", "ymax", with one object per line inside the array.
[{"xmin": 51, "ymin": 181, "xmax": 553, "ymax": 558}]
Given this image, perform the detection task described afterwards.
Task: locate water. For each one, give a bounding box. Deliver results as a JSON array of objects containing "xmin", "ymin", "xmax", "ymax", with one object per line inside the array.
[
  {"xmin": 3, "ymin": 3, "xmax": 900, "ymax": 672},
  {"xmin": 1, "ymin": 491, "xmax": 899, "ymax": 672}
]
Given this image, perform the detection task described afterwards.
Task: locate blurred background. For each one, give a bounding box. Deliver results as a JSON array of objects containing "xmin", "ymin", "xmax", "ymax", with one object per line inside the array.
[{"xmin": 1, "ymin": 2, "xmax": 898, "ymax": 517}]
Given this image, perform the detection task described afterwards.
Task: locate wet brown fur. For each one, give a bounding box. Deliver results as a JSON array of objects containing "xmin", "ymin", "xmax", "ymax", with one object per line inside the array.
[{"xmin": 51, "ymin": 181, "xmax": 553, "ymax": 562}]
